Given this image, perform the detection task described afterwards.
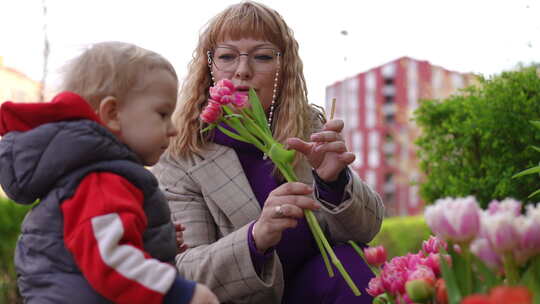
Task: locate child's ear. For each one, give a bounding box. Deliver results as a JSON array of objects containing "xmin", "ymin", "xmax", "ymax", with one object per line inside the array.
[{"xmin": 97, "ymin": 96, "xmax": 121, "ymax": 133}]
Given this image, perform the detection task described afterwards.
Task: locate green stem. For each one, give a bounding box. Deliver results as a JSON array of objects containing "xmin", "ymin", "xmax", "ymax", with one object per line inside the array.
[
  {"xmin": 307, "ymin": 210, "xmax": 361, "ymax": 296},
  {"xmin": 461, "ymin": 244, "xmax": 472, "ymax": 296},
  {"xmin": 503, "ymin": 252, "xmax": 519, "ymax": 285},
  {"xmin": 305, "ymin": 209, "xmax": 334, "ymax": 277},
  {"xmin": 348, "ymin": 240, "xmax": 380, "ymax": 276}
]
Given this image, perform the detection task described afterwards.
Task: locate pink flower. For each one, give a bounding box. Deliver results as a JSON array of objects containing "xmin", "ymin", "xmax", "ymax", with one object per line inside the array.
[
  {"xmin": 232, "ymin": 91, "xmax": 248, "ymax": 108},
  {"xmin": 514, "ymin": 210, "xmax": 540, "ymax": 265},
  {"xmin": 487, "ymin": 198, "xmax": 522, "ymax": 216},
  {"xmin": 483, "ymin": 212, "xmax": 519, "ymax": 253},
  {"xmin": 470, "ymin": 238, "xmax": 502, "ymax": 270},
  {"xmin": 364, "ymin": 246, "xmax": 387, "ymax": 267},
  {"xmin": 366, "ymin": 276, "xmax": 385, "ymax": 297},
  {"xmin": 380, "ymin": 257, "xmax": 409, "ymax": 295},
  {"xmin": 407, "ymin": 265, "xmax": 436, "ymax": 285},
  {"xmin": 422, "ymin": 236, "xmax": 447, "ymax": 255},
  {"xmin": 423, "ymin": 253, "xmax": 445, "ymax": 276},
  {"xmin": 425, "ymin": 196, "xmax": 481, "ymax": 243},
  {"xmin": 208, "ymin": 79, "xmax": 248, "ymax": 108},
  {"xmin": 200, "ymin": 100, "xmax": 222, "ymax": 124}
]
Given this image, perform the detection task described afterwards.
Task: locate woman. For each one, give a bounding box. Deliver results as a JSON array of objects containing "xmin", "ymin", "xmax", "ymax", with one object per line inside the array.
[{"xmin": 152, "ymin": 1, "xmax": 384, "ymax": 303}]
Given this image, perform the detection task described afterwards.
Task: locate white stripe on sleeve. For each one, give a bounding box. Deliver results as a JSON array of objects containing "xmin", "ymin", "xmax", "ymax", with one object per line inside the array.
[{"xmin": 91, "ymin": 213, "xmax": 176, "ymax": 294}]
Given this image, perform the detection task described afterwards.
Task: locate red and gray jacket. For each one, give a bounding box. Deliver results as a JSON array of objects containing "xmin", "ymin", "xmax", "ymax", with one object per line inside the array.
[{"xmin": 0, "ymin": 92, "xmax": 195, "ymax": 304}]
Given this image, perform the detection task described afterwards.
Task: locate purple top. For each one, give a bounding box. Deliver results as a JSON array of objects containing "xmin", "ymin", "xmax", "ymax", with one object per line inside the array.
[{"xmin": 212, "ymin": 128, "xmax": 349, "ymax": 282}]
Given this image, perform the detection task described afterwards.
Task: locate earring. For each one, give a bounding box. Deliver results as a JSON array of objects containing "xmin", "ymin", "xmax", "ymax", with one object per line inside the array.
[
  {"xmin": 207, "ymin": 51, "xmax": 216, "ymax": 85},
  {"xmin": 267, "ymin": 66, "xmax": 279, "ymax": 131}
]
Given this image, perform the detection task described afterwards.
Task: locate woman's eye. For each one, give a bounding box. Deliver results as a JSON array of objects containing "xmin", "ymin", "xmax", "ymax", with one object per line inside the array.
[
  {"xmin": 218, "ymin": 54, "xmax": 237, "ymax": 61},
  {"xmin": 254, "ymin": 54, "xmax": 273, "ymax": 61}
]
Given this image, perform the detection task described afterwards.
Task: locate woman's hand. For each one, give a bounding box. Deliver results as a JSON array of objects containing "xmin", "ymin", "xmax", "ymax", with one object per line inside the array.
[
  {"xmin": 189, "ymin": 283, "xmax": 219, "ymax": 304},
  {"xmin": 174, "ymin": 222, "xmax": 189, "ymax": 254},
  {"xmin": 287, "ymin": 119, "xmax": 355, "ymax": 182},
  {"xmin": 252, "ymin": 182, "xmax": 319, "ymax": 253}
]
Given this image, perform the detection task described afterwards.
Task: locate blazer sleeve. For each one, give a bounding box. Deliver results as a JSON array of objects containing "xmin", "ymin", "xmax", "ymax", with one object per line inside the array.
[
  {"xmin": 151, "ymin": 153, "xmax": 283, "ymax": 303},
  {"xmin": 314, "ymin": 168, "xmax": 384, "ymax": 244}
]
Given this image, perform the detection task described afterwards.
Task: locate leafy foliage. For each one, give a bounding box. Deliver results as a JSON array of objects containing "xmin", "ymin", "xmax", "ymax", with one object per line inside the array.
[
  {"xmin": 414, "ymin": 66, "xmax": 540, "ymax": 208},
  {"xmin": 369, "ymin": 215, "xmax": 431, "ymax": 258},
  {"xmin": 513, "ymin": 120, "xmax": 540, "ymax": 199},
  {"xmin": 0, "ymin": 196, "xmax": 31, "ymax": 303}
]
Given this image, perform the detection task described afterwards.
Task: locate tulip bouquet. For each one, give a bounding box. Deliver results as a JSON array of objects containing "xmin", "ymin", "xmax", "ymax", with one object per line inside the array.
[
  {"xmin": 363, "ymin": 197, "xmax": 540, "ymax": 304},
  {"xmin": 200, "ymin": 79, "xmax": 361, "ymax": 295}
]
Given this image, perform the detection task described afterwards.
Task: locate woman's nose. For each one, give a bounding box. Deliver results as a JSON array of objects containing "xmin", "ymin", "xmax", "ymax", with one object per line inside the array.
[{"xmin": 234, "ymin": 56, "xmax": 253, "ymax": 80}]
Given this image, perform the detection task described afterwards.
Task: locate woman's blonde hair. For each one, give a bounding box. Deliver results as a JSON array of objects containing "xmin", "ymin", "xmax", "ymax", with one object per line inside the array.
[
  {"xmin": 60, "ymin": 41, "xmax": 178, "ymax": 109},
  {"xmin": 171, "ymin": 1, "xmax": 323, "ymax": 164}
]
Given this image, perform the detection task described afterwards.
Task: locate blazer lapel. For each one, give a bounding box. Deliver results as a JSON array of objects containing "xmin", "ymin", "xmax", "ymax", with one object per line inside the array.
[{"xmin": 188, "ymin": 144, "xmax": 261, "ymax": 228}]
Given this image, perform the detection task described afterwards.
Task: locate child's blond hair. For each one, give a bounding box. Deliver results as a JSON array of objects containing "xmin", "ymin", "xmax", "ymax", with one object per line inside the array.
[{"xmin": 60, "ymin": 41, "xmax": 178, "ymax": 109}]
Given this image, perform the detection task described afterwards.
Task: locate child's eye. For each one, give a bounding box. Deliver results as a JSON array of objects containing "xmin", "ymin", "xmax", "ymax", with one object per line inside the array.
[{"xmin": 159, "ymin": 112, "xmax": 168, "ymax": 118}]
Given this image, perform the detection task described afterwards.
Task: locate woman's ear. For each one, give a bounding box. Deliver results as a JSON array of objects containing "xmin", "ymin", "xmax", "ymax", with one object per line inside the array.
[{"xmin": 97, "ymin": 96, "xmax": 121, "ymax": 133}]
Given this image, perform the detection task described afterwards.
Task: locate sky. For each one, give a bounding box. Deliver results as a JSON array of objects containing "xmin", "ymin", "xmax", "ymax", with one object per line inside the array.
[{"xmin": 1, "ymin": 0, "xmax": 539, "ymax": 108}]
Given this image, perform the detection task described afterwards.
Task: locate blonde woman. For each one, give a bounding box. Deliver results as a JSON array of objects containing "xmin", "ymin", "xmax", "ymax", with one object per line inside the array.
[{"xmin": 153, "ymin": 2, "xmax": 384, "ymax": 303}]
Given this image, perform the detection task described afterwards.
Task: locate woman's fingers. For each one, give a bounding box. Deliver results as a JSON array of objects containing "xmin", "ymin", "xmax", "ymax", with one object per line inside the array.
[{"xmin": 313, "ymin": 141, "xmax": 348, "ymax": 153}]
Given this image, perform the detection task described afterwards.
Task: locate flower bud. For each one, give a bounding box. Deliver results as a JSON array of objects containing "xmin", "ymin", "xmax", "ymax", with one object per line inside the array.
[
  {"xmin": 364, "ymin": 245, "xmax": 387, "ymax": 267},
  {"xmin": 405, "ymin": 279, "xmax": 434, "ymax": 303},
  {"xmin": 372, "ymin": 293, "xmax": 391, "ymax": 304}
]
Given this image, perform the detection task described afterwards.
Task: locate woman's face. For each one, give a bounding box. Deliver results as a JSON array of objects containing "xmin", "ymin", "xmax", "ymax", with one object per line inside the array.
[{"xmin": 210, "ymin": 38, "xmax": 281, "ymax": 112}]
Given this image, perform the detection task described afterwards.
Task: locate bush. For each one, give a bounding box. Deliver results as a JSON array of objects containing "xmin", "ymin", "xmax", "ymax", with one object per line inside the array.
[
  {"xmin": 369, "ymin": 215, "xmax": 431, "ymax": 258},
  {"xmin": 0, "ymin": 197, "xmax": 31, "ymax": 303},
  {"xmin": 414, "ymin": 66, "xmax": 540, "ymax": 208}
]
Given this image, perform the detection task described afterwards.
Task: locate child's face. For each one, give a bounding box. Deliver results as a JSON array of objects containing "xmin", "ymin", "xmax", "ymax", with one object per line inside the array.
[{"xmin": 116, "ymin": 69, "xmax": 178, "ymax": 166}]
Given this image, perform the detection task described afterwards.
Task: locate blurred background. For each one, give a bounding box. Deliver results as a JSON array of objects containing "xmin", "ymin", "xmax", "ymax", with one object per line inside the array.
[{"xmin": 1, "ymin": 1, "xmax": 540, "ymax": 301}]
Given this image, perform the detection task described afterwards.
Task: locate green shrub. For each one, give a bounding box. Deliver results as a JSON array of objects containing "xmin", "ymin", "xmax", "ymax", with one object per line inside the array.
[
  {"xmin": 414, "ymin": 66, "xmax": 540, "ymax": 208},
  {"xmin": 0, "ymin": 196, "xmax": 31, "ymax": 303},
  {"xmin": 369, "ymin": 215, "xmax": 431, "ymax": 258}
]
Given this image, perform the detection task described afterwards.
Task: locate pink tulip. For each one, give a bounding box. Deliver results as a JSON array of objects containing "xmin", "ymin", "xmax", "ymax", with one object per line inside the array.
[
  {"xmin": 483, "ymin": 212, "xmax": 519, "ymax": 253},
  {"xmin": 422, "ymin": 236, "xmax": 447, "ymax": 255},
  {"xmin": 366, "ymin": 276, "xmax": 385, "ymax": 297},
  {"xmin": 425, "ymin": 196, "xmax": 481, "ymax": 244},
  {"xmin": 470, "ymin": 238, "xmax": 502, "ymax": 270},
  {"xmin": 208, "ymin": 79, "xmax": 248, "ymax": 109},
  {"xmin": 364, "ymin": 246, "xmax": 387, "ymax": 267},
  {"xmin": 407, "ymin": 265, "xmax": 436, "ymax": 285},
  {"xmin": 487, "ymin": 198, "xmax": 522, "ymax": 216},
  {"xmin": 514, "ymin": 212, "xmax": 540, "ymax": 265},
  {"xmin": 423, "ymin": 253, "xmax": 444, "ymax": 276},
  {"xmin": 200, "ymin": 100, "xmax": 222, "ymax": 123},
  {"xmin": 380, "ymin": 256, "xmax": 409, "ymax": 295}
]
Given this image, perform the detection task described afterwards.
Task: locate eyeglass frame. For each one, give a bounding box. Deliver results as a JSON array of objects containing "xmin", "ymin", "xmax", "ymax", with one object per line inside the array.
[{"xmin": 207, "ymin": 47, "xmax": 282, "ymax": 73}]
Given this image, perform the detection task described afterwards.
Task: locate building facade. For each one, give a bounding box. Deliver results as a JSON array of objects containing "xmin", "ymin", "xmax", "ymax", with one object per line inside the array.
[{"xmin": 325, "ymin": 57, "xmax": 476, "ymax": 216}]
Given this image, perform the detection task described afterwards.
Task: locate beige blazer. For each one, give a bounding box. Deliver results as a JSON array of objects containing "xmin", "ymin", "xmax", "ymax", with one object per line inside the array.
[{"xmin": 152, "ymin": 143, "xmax": 384, "ymax": 304}]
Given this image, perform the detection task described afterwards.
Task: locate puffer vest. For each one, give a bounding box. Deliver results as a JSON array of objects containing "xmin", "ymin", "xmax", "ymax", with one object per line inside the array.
[{"xmin": 0, "ymin": 120, "xmax": 177, "ymax": 303}]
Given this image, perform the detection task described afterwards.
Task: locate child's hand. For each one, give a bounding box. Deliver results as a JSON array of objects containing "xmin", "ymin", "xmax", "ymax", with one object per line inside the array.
[
  {"xmin": 190, "ymin": 284, "xmax": 219, "ymax": 304},
  {"xmin": 175, "ymin": 223, "xmax": 188, "ymax": 254}
]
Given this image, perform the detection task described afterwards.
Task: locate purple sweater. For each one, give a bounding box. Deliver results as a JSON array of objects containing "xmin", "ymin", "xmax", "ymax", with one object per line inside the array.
[{"xmin": 212, "ymin": 129, "xmax": 349, "ymax": 283}]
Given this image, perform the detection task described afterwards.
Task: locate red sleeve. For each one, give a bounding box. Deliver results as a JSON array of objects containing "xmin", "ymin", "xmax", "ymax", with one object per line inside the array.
[{"xmin": 61, "ymin": 172, "xmax": 177, "ymax": 304}]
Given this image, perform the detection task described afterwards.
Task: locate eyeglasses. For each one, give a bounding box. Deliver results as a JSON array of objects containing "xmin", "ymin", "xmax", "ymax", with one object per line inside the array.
[{"xmin": 208, "ymin": 47, "xmax": 281, "ymax": 73}]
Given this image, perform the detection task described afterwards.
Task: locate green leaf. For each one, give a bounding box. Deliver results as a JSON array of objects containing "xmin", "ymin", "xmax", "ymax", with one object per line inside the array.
[
  {"xmin": 216, "ymin": 125, "xmax": 250, "ymax": 144},
  {"xmin": 531, "ymin": 146, "xmax": 540, "ymax": 153},
  {"xmin": 439, "ymin": 246, "xmax": 462, "ymax": 304},
  {"xmin": 469, "ymin": 254, "xmax": 500, "ymax": 293},
  {"xmin": 248, "ymin": 88, "xmax": 271, "ymax": 135},
  {"xmin": 528, "ymin": 188, "xmax": 540, "ymax": 198},
  {"xmin": 513, "ymin": 166, "xmax": 540, "ymax": 178},
  {"xmin": 530, "ymin": 120, "xmax": 540, "ymax": 130}
]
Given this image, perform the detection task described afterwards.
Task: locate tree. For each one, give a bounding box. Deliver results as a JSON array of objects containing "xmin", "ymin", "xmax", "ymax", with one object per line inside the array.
[{"xmin": 414, "ymin": 66, "xmax": 540, "ymax": 208}]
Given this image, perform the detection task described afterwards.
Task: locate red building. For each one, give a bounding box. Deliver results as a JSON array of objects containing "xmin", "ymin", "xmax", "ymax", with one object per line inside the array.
[{"xmin": 325, "ymin": 57, "xmax": 476, "ymax": 216}]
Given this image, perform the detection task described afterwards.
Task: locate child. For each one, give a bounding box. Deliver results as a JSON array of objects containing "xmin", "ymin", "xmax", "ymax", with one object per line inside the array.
[{"xmin": 0, "ymin": 41, "xmax": 218, "ymax": 304}]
